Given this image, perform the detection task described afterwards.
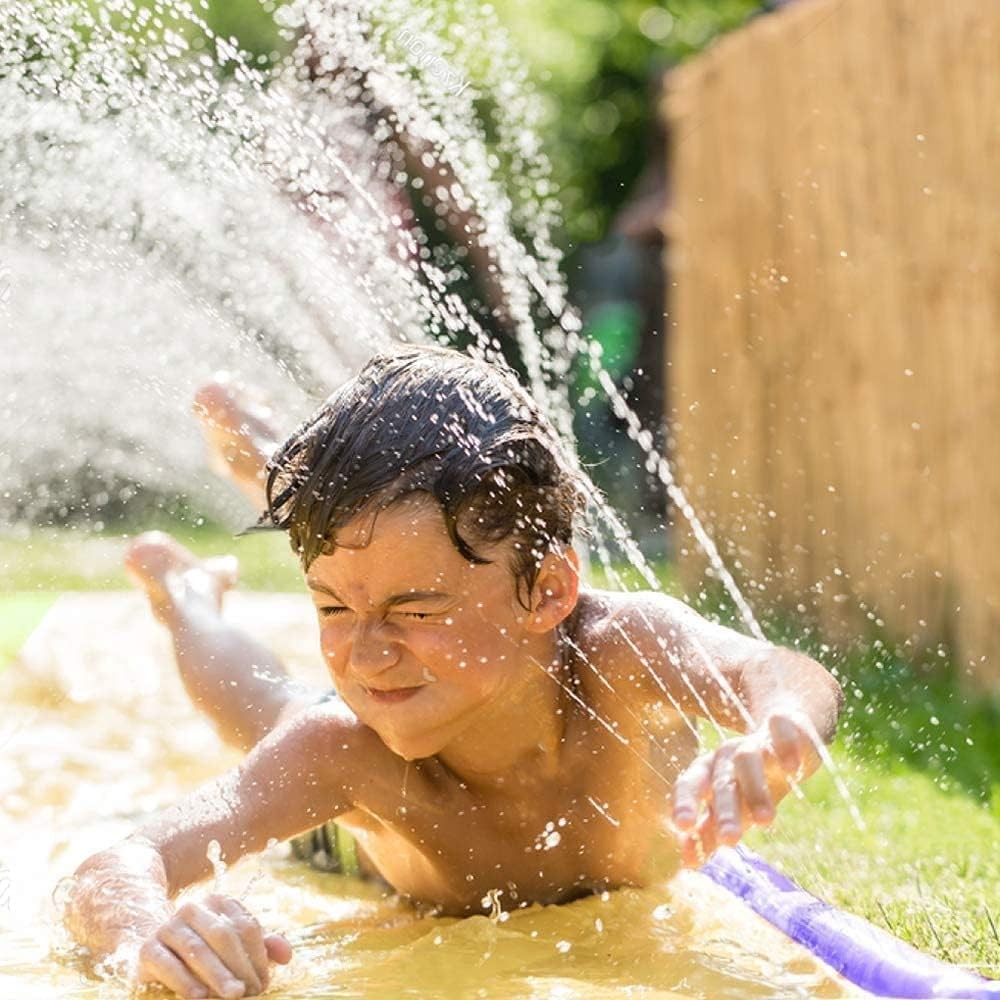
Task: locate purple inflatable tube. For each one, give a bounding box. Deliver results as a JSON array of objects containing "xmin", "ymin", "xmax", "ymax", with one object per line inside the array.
[{"xmin": 702, "ymin": 846, "xmax": 1000, "ymax": 999}]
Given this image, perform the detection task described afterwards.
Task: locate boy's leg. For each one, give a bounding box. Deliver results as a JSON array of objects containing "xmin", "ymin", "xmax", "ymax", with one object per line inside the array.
[
  {"xmin": 125, "ymin": 532, "xmax": 326, "ymax": 754},
  {"xmin": 144, "ymin": 378, "xmax": 365, "ymax": 875},
  {"xmin": 192, "ymin": 374, "xmax": 281, "ymax": 511}
]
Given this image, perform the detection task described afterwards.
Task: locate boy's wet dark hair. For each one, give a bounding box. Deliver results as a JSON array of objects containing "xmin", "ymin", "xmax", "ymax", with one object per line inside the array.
[{"xmin": 263, "ymin": 345, "xmax": 589, "ymax": 607}]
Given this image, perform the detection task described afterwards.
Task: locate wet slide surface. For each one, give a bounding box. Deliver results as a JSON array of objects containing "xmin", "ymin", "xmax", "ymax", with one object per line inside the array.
[{"xmin": 0, "ymin": 593, "xmax": 852, "ymax": 998}]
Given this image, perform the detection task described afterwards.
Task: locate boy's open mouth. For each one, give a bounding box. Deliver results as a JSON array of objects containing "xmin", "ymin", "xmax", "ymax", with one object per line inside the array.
[{"xmin": 363, "ymin": 685, "xmax": 424, "ymax": 704}]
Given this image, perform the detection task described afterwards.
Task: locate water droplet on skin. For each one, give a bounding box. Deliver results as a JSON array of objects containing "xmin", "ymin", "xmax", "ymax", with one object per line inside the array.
[
  {"xmin": 206, "ymin": 839, "xmax": 227, "ymax": 891},
  {"xmin": 481, "ymin": 888, "xmax": 504, "ymax": 920}
]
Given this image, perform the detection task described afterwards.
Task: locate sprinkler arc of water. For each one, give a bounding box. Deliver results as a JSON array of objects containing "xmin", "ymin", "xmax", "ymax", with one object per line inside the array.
[{"xmin": 4, "ymin": 0, "xmax": 865, "ymax": 879}]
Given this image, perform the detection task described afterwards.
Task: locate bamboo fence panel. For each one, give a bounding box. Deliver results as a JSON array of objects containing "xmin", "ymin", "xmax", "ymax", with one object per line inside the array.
[{"xmin": 663, "ymin": 0, "xmax": 1000, "ymax": 690}]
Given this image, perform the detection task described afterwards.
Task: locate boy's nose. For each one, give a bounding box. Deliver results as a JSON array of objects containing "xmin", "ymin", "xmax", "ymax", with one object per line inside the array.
[{"xmin": 348, "ymin": 623, "xmax": 401, "ymax": 677}]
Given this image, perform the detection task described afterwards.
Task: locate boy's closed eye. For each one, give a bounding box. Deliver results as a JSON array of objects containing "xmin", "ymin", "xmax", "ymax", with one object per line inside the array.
[
  {"xmin": 316, "ymin": 606, "xmax": 437, "ymax": 621},
  {"xmin": 317, "ymin": 605, "xmax": 348, "ymax": 618}
]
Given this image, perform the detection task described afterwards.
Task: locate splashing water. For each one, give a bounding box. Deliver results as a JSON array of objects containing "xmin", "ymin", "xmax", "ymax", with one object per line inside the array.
[
  {"xmin": 1, "ymin": 0, "xmax": 800, "ymax": 725},
  {"xmin": 6, "ymin": 0, "xmax": 864, "ymax": 838},
  {"xmin": 0, "ymin": 0, "xmax": 866, "ymax": 992},
  {"xmin": 206, "ymin": 837, "xmax": 228, "ymax": 891}
]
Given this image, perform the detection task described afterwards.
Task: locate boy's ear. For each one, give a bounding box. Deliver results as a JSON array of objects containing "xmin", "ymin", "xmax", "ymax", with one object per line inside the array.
[{"xmin": 524, "ymin": 547, "xmax": 581, "ymax": 633}]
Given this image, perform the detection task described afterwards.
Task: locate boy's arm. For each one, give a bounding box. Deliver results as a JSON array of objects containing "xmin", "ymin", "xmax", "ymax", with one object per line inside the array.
[
  {"xmin": 608, "ymin": 591, "xmax": 842, "ymax": 736},
  {"xmin": 64, "ymin": 700, "xmax": 357, "ymax": 994},
  {"xmin": 607, "ymin": 592, "xmax": 844, "ymax": 862}
]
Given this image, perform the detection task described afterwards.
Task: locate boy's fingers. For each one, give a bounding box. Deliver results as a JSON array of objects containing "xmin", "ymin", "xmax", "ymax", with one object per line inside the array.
[
  {"xmin": 681, "ymin": 810, "xmax": 720, "ymax": 867},
  {"xmin": 709, "ymin": 751, "xmax": 743, "ymax": 844},
  {"xmin": 264, "ymin": 933, "xmax": 293, "ymax": 965},
  {"xmin": 137, "ymin": 937, "xmax": 209, "ymax": 998},
  {"xmin": 212, "ymin": 896, "xmax": 270, "ymax": 987},
  {"xmin": 187, "ymin": 903, "xmax": 262, "ymax": 995},
  {"xmin": 680, "ymin": 832, "xmax": 701, "ymax": 868},
  {"xmin": 672, "ymin": 753, "xmax": 713, "ymax": 830},
  {"xmin": 158, "ymin": 922, "xmax": 246, "ymax": 1000},
  {"xmin": 768, "ymin": 714, "xmax": 804, "ymax": 775},
  {"xmin": 680, "ymin": 825, "xmax": 704, "ymax": 867},
  {"xmin": 732, "ymin": 748, "xmax": 774, "ymax": 824},
  {"xmin": 698, "ymin": 812, "xmax": 719, "ymax": 857}
]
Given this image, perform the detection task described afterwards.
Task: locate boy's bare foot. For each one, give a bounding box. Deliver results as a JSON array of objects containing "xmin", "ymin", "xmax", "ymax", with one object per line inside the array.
[
  {"xmin": 125, "ymin": 532, "xmax": 238, "ymax": 628},
  {"xmin": 193, "ymin": 374, "xmax": 280, "ymax": 510}
]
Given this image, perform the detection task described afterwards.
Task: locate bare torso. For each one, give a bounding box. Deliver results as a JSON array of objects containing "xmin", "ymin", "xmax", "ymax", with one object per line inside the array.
[{"xmin": 330, "ymin": 589, "xmax": 698, "ymax": 914}]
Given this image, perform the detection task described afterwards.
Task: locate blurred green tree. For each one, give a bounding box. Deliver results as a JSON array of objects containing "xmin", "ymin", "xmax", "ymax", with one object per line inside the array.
[{"xmin": 492, "ymin": 0, "xmax": 763, "ymax": 246}]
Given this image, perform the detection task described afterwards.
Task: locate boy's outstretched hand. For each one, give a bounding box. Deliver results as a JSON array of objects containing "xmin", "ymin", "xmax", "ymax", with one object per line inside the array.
[
  {"xmin": 130, "ymin": 893, "xmax": 292, "ymax": 998},
  {"xmin": 671, "ymin": 711, "xmax": 822, "ymax": 867}
]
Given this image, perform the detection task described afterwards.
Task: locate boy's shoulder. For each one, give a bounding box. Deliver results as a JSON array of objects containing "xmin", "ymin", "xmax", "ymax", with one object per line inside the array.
[
  {"xmin": 573, "ymin": 586, "xmax": 689, "ymax": 640},
  {"xmin": 565, "ymin": 588, "xmax": 699, "ymax": 725},
  {"xmin": 570, "ymin": 586, "xmax": 691, "ymax": 681}
]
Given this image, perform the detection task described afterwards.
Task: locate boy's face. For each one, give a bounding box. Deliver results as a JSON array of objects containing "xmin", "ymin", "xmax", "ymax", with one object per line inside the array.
[{"xmin": 305, "ymin": 495, "xmax": 547, "ymax": 760}]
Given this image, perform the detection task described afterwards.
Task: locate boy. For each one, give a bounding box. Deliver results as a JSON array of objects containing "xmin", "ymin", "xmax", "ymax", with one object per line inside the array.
[{"xmin": 64, "ymin": 346, "xmax": 843, "ymax": 999}]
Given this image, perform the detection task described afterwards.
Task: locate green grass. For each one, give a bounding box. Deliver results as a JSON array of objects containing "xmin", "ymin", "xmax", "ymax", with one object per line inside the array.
[
  {"xmin": 0, "ymin": 591, "xmax": 58, "ymax": 670},
  {"xmin": 2, "ymin": 525, "xmax": 997, "ymax": 978},
  {"xmin": 0, "ymin": 522, "xmax": 305, "ymax": 673},
  {"xmin": 0, "ymin": 521, "xmax": 306, "ymax": 593},
  {"xmin": 748, "ymin": 751, "xmax": 999, "ymax": 978},
  {"xmin": 716, "ymin": 604, "xmax": 1000, "ymax": 978}
]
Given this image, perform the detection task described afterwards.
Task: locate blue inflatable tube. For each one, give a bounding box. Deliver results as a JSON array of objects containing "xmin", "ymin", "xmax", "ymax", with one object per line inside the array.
[{"xmin": 702, "ymin": 846, "xmax": 1000, "ymax": 999}]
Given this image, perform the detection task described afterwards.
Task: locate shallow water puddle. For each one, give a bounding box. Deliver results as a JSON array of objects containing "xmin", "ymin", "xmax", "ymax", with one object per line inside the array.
[{"xmin": 0, "ymin": 593, "xmax": 854, "ymax": 997}]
